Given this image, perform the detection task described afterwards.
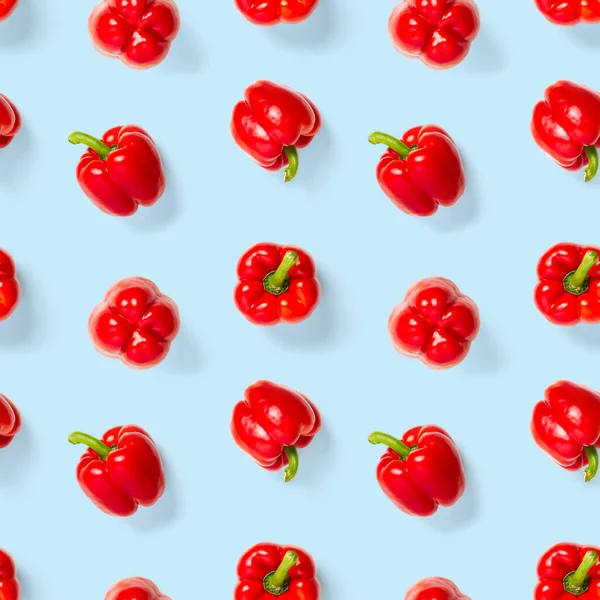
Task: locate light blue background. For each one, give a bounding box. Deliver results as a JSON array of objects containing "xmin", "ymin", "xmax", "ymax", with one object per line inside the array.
[{"xmin": 1, "ymin": 0, "xmax": 600, "ymax": 598}]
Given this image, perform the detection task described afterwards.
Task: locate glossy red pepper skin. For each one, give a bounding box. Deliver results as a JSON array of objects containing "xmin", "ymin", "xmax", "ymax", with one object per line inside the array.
[
  {"xmin": 235, "ymin": 243, "xmax": 320, "ymax": 326},
  {"xmin": 88, "ymin": 0, "xmax": 180, "ymax": 69},
  {"xmin": 89, "ymin": 277, "xmax": 180, "ymax": 370},
  {"xmin": 369, "ymin": 426, "xmax": 466, "ymax": 517},
  {"xmin": 0, "ymin": 549, "xmax": 20, "ymax": 600},
  {"xmin": 0, "ymin": 249, "xmax": 20, "ymax": 322},
  {"xmin": 0, "ymin": 95, "xmax": 20, "ymax": 149},
  {"xmin": 369, "ymin": 126, "xmax": 466, "ymax": 217},
  {"xmin": 235, "ymin": 0, "xmax": 318, "ymax": 25},
  {"xmin": 235, "ymin": 543, "xmax": 320, "ymax": 600},
  {"xmin": 406, "ymin": 578, "xmax": 470, "ymax": 600},
  {"xmin": 69, "ymin": 425, "xmax": 166, "ymax": 517},
  {"xmin": 389, "ymin": 0, "xmax": 480, "ymax": 69},
  {"xmin": 531, "ymin": 381, "xmax": 600, "ymax": 482},
  {"xmin": 534, "ymin": 243, "xmax": 600, "ymax": 326},
  {"xmin": 231, "ymin": 81, "xmax": 321, "ymax": 182},
  {"xmin": 531, "ymin": 81, "xmax": 600, "ymax": 181},
  {"xmin": 106, "ymin": 578, "xmax": 170, "ymax": 600},
  {"xmin": 69, "ymin": 125, "xmax": 166, "ymax": 217},
  {"xmin": 388, "ymin": 277, "xmax": 480, "ymax": 369},
  {"xmin": 0, "ymin": 0, "xmax": 18, "ymax": 21},
  {"xmin": 231, "ymin": 381, "xmax": 321, "ymax": 482},
  {"xmin": 0, "ymin": 395, "xmax": 20, "ymax": 449},
  {"xmin": 536, "ymin": 543, "xmax": 600, "ymax": 599},
  {"xmin": 535, "ymin": 0, "xmax": 600, "ymax": 24}
]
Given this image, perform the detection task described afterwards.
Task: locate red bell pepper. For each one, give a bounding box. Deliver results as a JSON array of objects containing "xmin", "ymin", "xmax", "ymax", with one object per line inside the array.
[
  {"xmin": 0, "ymin": 94, "xmax": 20, "ymax": 149},
  {"xmin": 0, "ymin": 0, "xmax": 18, "ymax": 21},
  {"xmin": 534, "ymin": 243, "xmax": 600, "ymax": 325},
  {"xmin": 531, "ymin": 81, "xmax": 600, "ymax": 182},
  {"xmin": 234, "ymin": 243, "xmax": 320, "ymax": 326},
  {"xmin": 388, "ymin": 0, "xmax": 480, "ymax": 69},
  {"xmin": 536, "ymin": 543, "xmax": 600, "ymax": 598},
  {"xmin": 369, "ymin": 425, "xmax": 466, "ymax": 517},
  {"xmin": 231, "ymin": 81, "xmax": 321, "ymax": 182},
  {"xmin": 68, "ymin": 125, "xmax": 166, "ymax": 217},
  {"xmin": 368, "ymin": 125, "xmax": 466, "ymax": 217},
  {"xmin": 0, "ymin": 249, "xmax": 20, "ymax": 322},
  {"xmin": 0, "ymin": 395, "xmax": 20, "ymax": 449},
  {"xmin": 388, "ymin": 277, "xmax": 480, "ymax": 369},
  {"xmin": 88, "ymin": 0, "xmax": 180, "ymax": 69},
  {"xmin": 535, "ymin": 0, "xmax": 600, "ymax": 25},
  {"xmin": 231, "ymin": 380, "xmax": 321, "ymax": 482},
  {"xmin": 406, "ymin": 578, "xmax": 470, "ymax": 600},
  {"xmin": 531, "ymin": 380, "xmax": 600, "ymax": 482},
  {"xmin": 89, "ymin": 277, "xmax": 180, "ymax": 369},
  {"xmin": 68, "ymin": 425, "xmax": 165, "ymax": 517},
  {"xmin": 235, "ymin": 543, "xmax": 320, "ymax": 600},
  {"xmin": 0, "ymin": 549, "xmax": 20, "ymax": 600},
  {"xmin": 235, "ymin": 0, "xmax": 318, "ymax": 25},
  {"xmin": 106, "ymin": 578, "xmax": 170, "ymax": 600}
]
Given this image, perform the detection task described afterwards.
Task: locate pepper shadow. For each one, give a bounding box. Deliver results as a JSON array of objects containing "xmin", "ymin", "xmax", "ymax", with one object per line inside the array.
[
  {"xmin": 427, "ymin": 454, "xmax": 481, "ymax": 532},
  {"xmin": 0, "ymin": 422, "xmax": 33, "ymax": 488},
  {"xmin": 0, "ymin": 272, "xmax": 39, "ymax": 348},
  {"xmin": 0, "ymin": 0, "xmax": 38, "ymax": 46},
  {"xmin": 567, "ymin": 324, "xmax": 600, "ymax": 350},
  {"xmin": 0, "ymin": 124, "xmax": 33, "ymax": 188},
  {"xmin": 128, "ymin": 452, "xmax": 180, "ymax": 532},
  {"xmin": 163, "ymin": 23, "xmax": 204, "ymax": 75},
  {"xmin": 565, "ymin": 23, "xmax": 600, "ymax": 49},
  {"xmin": 266, "ymin": 271, "xmax": 341, "ymax": 349},
  {"xmin": 164, "ymin": 324, "xmax": 203, "ymax": 374},
  {"xmin": 14, "ymin": 564, "xmax": 39, "ymax": 600},
  {"xmin": 462, "ymin": 325, "xmax": 507, "ymax": 374},
  {"xmin": 291, "ymin": 423, "xmax": 332, "ymax": 488},
  {"xmin": 462, "ymin": 23, "xmax": 507, "ymax": 74}
]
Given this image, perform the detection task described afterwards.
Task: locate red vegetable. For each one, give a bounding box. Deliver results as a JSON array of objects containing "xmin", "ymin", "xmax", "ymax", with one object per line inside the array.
[
  {"xmin": 406, "ymin": 578, "xmax": 470, "ymax": 600},
  {"xmin": 535, "ymin": 0, "xmax": 600, "ymax": 25},
  {"xmin": 0, "ymin": 249, "xmax": 20, "ymax": 322},
  {"xmin": 388, "ymin": 277, "xmax": 480, "ymax": 369},
  {"xmin": 0, "ymin": 95, "xmax": 20, "ymax": 149},
  {"xmin": 231, "ymin": 381, "xmax": 321, "ymax": 482},
  {"xmin": 0, "ymin": 0, "xmax": 18, "ymax": 21},
  {"xmin": 234, "ymin": 0, "xmax": 318, "ymax": 25},
  {"xmin": 369, "ymin": 425, "xmax": 466, "ymax": 517},
  {"xmin": 234, "ymin": 243, "xmax": 320, "ymax": 326},
  {"xmin": 89, "ymin": 277, "xmax": 180, "ymax": 369},
  {"xmin": 536, "ymin": 543, "xmax": 600, "ymax": 599},
  {"xmin": 389, "ymin": 0, "xmax": 480, "ymax": 69},
  {"xmin": 235, "ymin": 543, "xmax": 320, "ymax": 600},
  {"xmin": 531, "ymin": 81, "xmax": 600, "ymax": 182},
  {"xmin": 88, "ymin": 0, "xmax": 180, "ymax": 69},
  {"xmin": 69, "ymin": 425, "xmax": 165, "ymax": 517},
  {"xmin": 0, "ymin": 395, "xmax": 20, "ymax": 449},
  {"xmin": 0, "ymin": 549, "xmax": 20, "ymax": 600},
  {"xmin": 534, "ymin": 243, "xmax": 600, "ymax": 326},
  {"xmin": 531, "ymin": 380, "xmax": 600, "ymax": 482},
  {"xmin": 106, "ymin": 578, "xmax": 170, "ymax": 600},
  {"xmin": 68, "ymin": 125, "xmax": 165, "ymax": 217},
  {"xmin": 231, "ymin": 81, "xmax": 321, "ymax": 182},
  {"xmin": 369, "ymin": 125, "xmax": 466, "ymax": 217}
]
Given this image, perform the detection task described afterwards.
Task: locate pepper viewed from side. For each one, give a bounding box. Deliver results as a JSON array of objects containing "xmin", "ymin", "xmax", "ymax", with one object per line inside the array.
[
  {"xmin": 0, "ymin": 249, "xmax": 20, "ymax": 323},
  {"xmin": 0, "ymin": 95, "xmax": 20, "ymax": 149},
  {"xmin": 235, "ymin": 0, "xmax": 319, "ymax": 25},
  {"xmin": 535, "ymin": 0, "xmax": 600, "ymax": 25},
  {"xmin": 0, "ymin": 395, "xmax": 20, "ymax": 449},
  {"xmin": 0, "ymin": 549, "xmax": 19, "ymax": 600}
]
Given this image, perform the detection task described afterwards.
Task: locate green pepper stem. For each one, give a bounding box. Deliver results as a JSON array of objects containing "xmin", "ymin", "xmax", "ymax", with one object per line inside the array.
[
  {"xmin": 68, "ymin": 131, "xmax": 112, "ymax": 159},
  {"xmin": 68, "ymin": 431, "xmax": 112, "ymax": 460},
  {"xmin": 283, "ymin": 146, "xmax": 299, "ymax": 182},
  {"xmin": 584, "ymin": 446, "xmax": 599, "ymax": 482},
  {"xmin": 263, "ymin": 551, "xmax": 299, "ymax": 595},
  {"xmin": 563, "ymin": 250, "xmax": 599, "ymax": 295},
  {"xmin": 368, "ymin": 131, "xmax": 412, "ymax": 159},
  {"xmin": 283, "ymin": 446, "xmax": 299, "ymax": 483},
  {"xmin": 262, "ymin": 251, "xmax": 299, "ymax": 296},
  {"xmin": 564, "ymin": 550, "xmax": 599, "ymax": 594},
  {"xmin": 584, "ymin": 146, "xmax": 598, "ymax": 182},
  {"xmin": 368, "ymin": 431, "xmax": 412, "ymax": 459}
]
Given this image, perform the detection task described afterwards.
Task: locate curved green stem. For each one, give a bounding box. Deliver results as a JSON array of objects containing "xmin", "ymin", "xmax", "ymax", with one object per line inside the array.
[
  {"xmin": 584, "ymin": 446, "xmax": 598, "ymax": 482},
  {"xmin": 564, "ymin": 550, "xmax": 598, "ymax": 595},
  {"xmin": 283, "ymin": 146, "xmax": 299, "ymax": 182},
  {"xmin": 368, "ymin": 431, "xmax": 412, "ymax": 459},
  {"xmin": 368, "ymin": 131, "xmax": 412, "ymax": 159},
  {"xmin": 68, "ymin": 431, "xmax": 112, "ymax": 459},
  {"xmin": 263, "ymin": 251, "xmax": 299, "ymax": 296},
  {"xmin": 283, "ymin": 446, "xmax": 299, "ymax": 482},
  {"xmin": 263, "ymin": 551, "xmax": 299, "ymax": 595},
  {"xmin": 68, "ymin": 131, "xmax": 112, "ymax": 160},
  {"xmin": 563, "ymin": 250, "xmax": 598, "ymax": 295},
  {"xmin": 584, "ymin": 146, "xmax": 598, "ymax": 182}
]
